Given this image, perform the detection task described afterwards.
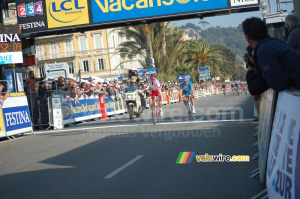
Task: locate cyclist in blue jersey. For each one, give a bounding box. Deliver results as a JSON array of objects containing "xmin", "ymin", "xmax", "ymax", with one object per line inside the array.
[{"xmin": 180, "ymin": 78, "xmax": 196, "ymax": 114}]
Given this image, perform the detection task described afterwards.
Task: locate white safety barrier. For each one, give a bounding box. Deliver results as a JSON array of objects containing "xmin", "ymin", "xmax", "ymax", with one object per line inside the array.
[{"xmin": 266, "ymin": 91, "xmax": 300, "ymax": 199}]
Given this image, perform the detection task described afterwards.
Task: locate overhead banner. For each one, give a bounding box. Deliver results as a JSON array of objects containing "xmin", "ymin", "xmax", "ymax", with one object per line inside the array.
[
  {"xmin": 45, "ymin": 0, "xmax": 90, "ymax": 29},
  {"xmin": 91, "ymin": 0, "xmax": 227, "ymax": 23},
  {"xmin": 16, "ymin": 0, "xmax": 47, "ymax": 33},
  {"xmin": 16, "ymin": 0, "xmax": 260, "ymax": 34},
  {"xmin": 230, "ymin": 0, "xmax": 258, "ymax": 7},
  {"xmin": 266, "ymin": 91, "xmax": 300, "ymax": 199}
]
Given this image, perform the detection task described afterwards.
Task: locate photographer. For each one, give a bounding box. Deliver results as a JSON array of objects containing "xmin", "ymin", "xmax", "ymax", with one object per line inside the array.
[
  {"xmin": 245, "ymin": 46, "xmax": 270, "ymax": 96},
  {"xmin": 245, "ymin": 46, "xmax": 270, "ymax": 120}
]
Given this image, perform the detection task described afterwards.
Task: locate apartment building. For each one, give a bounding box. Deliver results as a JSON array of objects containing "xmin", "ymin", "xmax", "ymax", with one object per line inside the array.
[{"xmin": 34, "ymin": 29, "xmax": 143, "ymax": 81}]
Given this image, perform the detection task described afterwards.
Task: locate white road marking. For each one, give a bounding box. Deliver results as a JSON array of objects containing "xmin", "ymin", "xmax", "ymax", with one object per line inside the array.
[
  {"xmin": 104, "ymin": 155, "xmax": 143, "ymax": 179},
  {"xmin": 33, "ymin": 119, "xmax": 255, "ymax": 135}
]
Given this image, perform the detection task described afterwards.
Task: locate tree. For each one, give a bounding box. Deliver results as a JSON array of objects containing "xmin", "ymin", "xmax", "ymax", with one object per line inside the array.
[
  {"xmin": 198, "ymin": 21, "xmax": 210, "ymax": 30},
  {"xmin": 185, "ymin": 40, "xmax": 220, "ymax": 81}
]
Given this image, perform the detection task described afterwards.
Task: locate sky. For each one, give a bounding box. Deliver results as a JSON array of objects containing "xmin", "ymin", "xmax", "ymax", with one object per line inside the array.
[{"xmin": 171, "ymin": 0, "xmax": 294, "ymax": 28}]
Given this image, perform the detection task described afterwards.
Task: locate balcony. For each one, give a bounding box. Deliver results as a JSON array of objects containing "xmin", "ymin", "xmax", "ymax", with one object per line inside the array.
[{"xmin": 37, "ymin": 51, "xmax": 75, "ymax": 61}]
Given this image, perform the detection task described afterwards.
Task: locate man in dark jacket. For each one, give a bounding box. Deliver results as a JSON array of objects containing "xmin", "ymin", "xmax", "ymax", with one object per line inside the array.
[
  {"xmin": 242, "ymin": 17, "xmax": 300, "ymax": 92},
  {"xmin": 245, "ymin": 46, "xmax": 270, "ymax": 96},
  {"xmin": 283, "ymin": 15, "xmax": 300, "ymax": 53}
]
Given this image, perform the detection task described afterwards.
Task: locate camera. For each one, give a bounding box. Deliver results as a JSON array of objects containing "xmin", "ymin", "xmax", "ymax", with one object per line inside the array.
[{"xmin": 284, "ymin": 28, "xmax": 289, "ymax": 36}]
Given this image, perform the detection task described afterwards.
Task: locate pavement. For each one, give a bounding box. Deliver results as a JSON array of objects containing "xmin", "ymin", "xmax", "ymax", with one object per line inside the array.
[{"xmin": 0, "ymin": 92, "xmax": 265, "ymax": 199}]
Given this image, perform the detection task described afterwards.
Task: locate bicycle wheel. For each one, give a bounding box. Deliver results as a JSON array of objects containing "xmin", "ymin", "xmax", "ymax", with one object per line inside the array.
[
  {"xmin": 155, "ymin": 102, "xmax": 160, "ymax": 123},
  {"xmin": 188, "ymin": 102, "xmax": 193, "ymax": 121},
  {"xmin": 152, "ymin": 106, "xmax": 156, "ymax": 125}
]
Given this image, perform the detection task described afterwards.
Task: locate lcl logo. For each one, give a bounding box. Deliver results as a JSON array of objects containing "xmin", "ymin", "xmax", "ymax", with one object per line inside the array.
[{"xmin": 47, "ymin": 0, "xmax": 86, "ymax": 23}]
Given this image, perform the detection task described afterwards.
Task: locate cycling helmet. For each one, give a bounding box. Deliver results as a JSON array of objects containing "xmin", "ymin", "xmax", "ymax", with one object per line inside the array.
[
  {"xmin": 130, "ymin": 77, "xmax": 137, "ymax": 83},
  {"xmin": 184, "ymin": 78, "xmax": 190, "ymax": 83},
  {"xmin": 150, "ymin": 73, "xmax": 157, "ymax": 78}
]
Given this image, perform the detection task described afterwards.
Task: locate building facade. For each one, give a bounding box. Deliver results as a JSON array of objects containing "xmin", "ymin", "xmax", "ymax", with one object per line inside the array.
[{"xmin": 34, "ymin": 28, "xmax": 143, "ymax": 81}]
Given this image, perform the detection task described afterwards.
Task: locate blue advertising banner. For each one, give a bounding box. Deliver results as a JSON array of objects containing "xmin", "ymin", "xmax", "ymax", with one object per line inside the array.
[
  {"xmin": 62, "ymin": 98, "xmax": 101, "ymax": 121},
  {"xmin": 5, "ymin": 72, "xmax": 15, "ymax": 92},
  {"xmin": 178, "ymin": 74, "xmax": 191, "ymax": 81},
  {"xmin": 2, "ymin": 105, "xmax": 32, "ymax": 132},
  {"xmin": 105, "ymin": 97, "xmax": 115, "ymax": 114},
  {"xmin": 138, "ymin": 68, "xmax": 156, "ymax": 78},
  {"xmin": 91, "ymin": 0, "xmax": 228, "ymax": 24},
  {"xmin": 199, "ymin": 66, "xmax": 210, "ymax": 71}
]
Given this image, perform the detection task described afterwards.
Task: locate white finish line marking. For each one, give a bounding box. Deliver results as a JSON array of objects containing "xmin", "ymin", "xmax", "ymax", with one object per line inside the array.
[
  {"xmin": 33, "ymin": 119, "xmax": 255, "ymax": 135},
  {"xmin": 104, "ymin": 155, "xmax": 143, "ymax": 179}
]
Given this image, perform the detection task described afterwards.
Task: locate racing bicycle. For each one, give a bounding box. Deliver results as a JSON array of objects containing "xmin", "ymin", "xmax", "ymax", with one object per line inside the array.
[
  {"xmin": 151, "ymin": 96, "xmax": 161, "ymax": 125},
  {"xmin": 183, "ymin": 94, "xmax": 194, "ymax": 121}
]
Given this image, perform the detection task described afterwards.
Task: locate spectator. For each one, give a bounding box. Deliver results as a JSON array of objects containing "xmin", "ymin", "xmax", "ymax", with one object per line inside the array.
[
  {"xmin": 245, "ymin": 46, "xmax": 270, "ymax": 96},
  {"xmin": 283, "ymin": 15, "xmax": 300, "ymax": 53},
  {"xmin": 38, "ymin": 82, "xmax": 49, "ymax": 127},
  {"xmin": 26, "ymin": 71, "xmax": 44, "ymax": 116},
  {"xmin": 0, "ymin": 83, "xmax": 10, "ymax": 100},
  {"xmin": 244, "ymin": 46, "xmax": 270, "ymax": 121},
  {"xmin": 105, "ymin": 83, "xmax": 114, "ymax": 97},
  {"xmin": 242, "ymin": 17, "xmax": 300, "ymax": 92}
]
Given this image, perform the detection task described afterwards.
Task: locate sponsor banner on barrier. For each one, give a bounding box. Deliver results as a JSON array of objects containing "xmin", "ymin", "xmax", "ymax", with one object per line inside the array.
[
  {"xmin": 105, "ymin": 97, "xmax": 116, "ymax": 116},
  {"xmin": 1, "ymin": 96, "xmax": 32, "ymax": 136},
  {"xmin": 52, "ymin": 97, "xmax": 63, "ymax": 129},
  {"xmin": 2, "ymin": 105, "xmax": 32, "ymax": 133},
  {"xmin": 62, "ymin": 97, "xmax": 101, "ymax": 123},
  {"xmin": 0, "ymin": 107, "xmax": 6, "ymax": 138},
  {"xmin": 258, "ymin": 89, "xmax": 276, "ymax": 183},
  {"xmin": 266, "ymin": 91, "xmax": 300, "ymax": 199}
]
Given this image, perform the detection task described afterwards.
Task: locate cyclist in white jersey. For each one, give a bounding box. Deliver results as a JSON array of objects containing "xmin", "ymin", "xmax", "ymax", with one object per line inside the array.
[{"xmin": 143, "ymin": 72, "xmax": 163, "ymax": 116}]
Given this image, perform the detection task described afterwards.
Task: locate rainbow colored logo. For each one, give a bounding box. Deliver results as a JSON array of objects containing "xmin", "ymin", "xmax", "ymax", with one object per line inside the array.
[{"xmin": 176, "ymin": 152, "xmax": 195, "ymax": 164}]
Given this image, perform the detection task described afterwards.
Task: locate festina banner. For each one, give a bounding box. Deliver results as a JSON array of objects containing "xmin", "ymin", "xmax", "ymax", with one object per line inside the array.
[{"xmin": 266, "ymin": 91, "xmax": 300, "ymax": 199}]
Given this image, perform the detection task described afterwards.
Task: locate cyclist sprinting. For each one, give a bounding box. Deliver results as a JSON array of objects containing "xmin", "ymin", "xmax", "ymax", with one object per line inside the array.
[
  {"xmin": 180, "ymin": 78, "xmax": 196, "ymax": 114},
  {"xmin": 145, "ymin": 73, "xmax": 163, "ymax": 116}
]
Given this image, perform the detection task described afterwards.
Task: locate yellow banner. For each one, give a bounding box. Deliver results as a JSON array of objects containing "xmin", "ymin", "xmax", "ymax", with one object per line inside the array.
[
  {"xmin": 46, "ymin": 0, "xmax": 90, "ymax": 29},
  {"xmin": 0, "ymin": 107, "xmax": 5, "ymax": 133}
]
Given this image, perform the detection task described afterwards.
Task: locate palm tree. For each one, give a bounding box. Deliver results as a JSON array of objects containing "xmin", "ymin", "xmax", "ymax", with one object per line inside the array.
[
  {"xmin": 153, "ymin": 26, "xmax": 187, "ymax": 76},
  {"xmin": 185, "ymin": 39, "xmax": 220, "ymax": 81},
  {"xmin": 115, "ymin": 24, "xmax": 155, "ymax": 67}
]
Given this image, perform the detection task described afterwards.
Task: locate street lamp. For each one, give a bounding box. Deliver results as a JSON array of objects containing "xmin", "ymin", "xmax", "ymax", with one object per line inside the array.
[{"xmin": 260, "ymin": 2, "xmax": 268, "ymax": 18}]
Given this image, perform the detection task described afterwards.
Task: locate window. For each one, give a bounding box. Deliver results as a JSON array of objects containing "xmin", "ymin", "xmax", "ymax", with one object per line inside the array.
[
  {"xmin": 78, "ymin": 35, "xmax": 88, "ymax": 51},
  {"xmin": 35, "ymin": 44, "xmax": 44, "ymax": 60},
  {"xmin": 93, "ymin": 33, "xmax": 103, "ymax": 49},
  {"xmin": 35, "ymin": 66, "xmax": 45, "ymax": 78},
  {"xmin": 80, "ymin": 60, "xmax": 91, "ymax": 72},
  {"xmin": 95, "ymin": 58, "xmax": 106, "ymax": 71},
  {"xmin": 50, "ymin": 42, "xmax": 58, "ymax": 59},
  {"xmin": 65, "ymin": 40, "xmax": 74, "ymax": 57},
  {"xmin": 3, "ymin": 10, "xmax": 10, "ymax": 18},
  {"xmin": 68, "ymin": 62, "xmax": 76, "ymax": 74}
]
